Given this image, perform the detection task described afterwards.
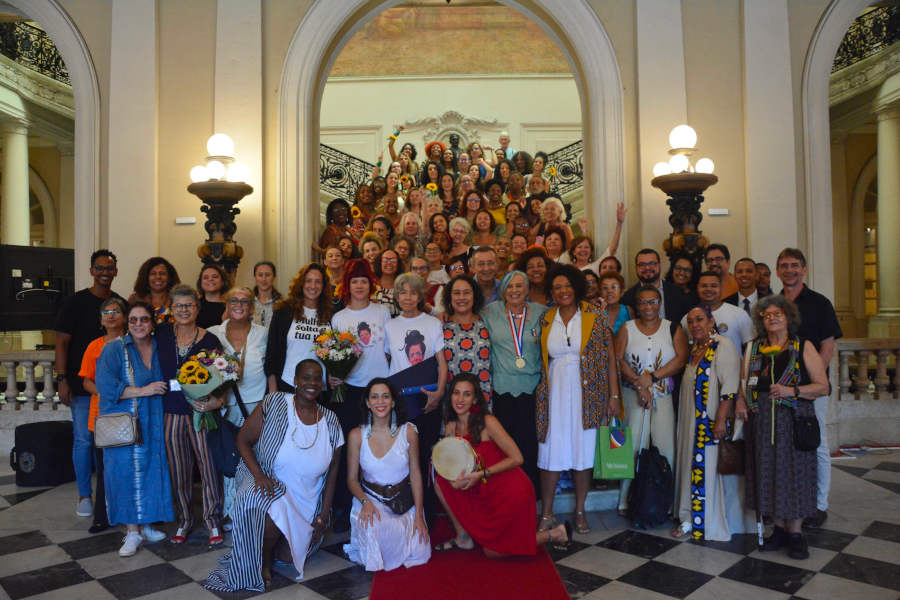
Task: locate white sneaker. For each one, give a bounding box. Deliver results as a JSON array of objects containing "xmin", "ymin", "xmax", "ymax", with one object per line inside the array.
[
  {"xmin": 118, "ymin": 532, "xmax": 143, "ymax": 557},
  {"xmin": 76, "ymin": 497, "xmax": 93, "ymax": 517},
  {"xmin": 140, "ymin": 525, "xmax": 166, "ymax": 543}
]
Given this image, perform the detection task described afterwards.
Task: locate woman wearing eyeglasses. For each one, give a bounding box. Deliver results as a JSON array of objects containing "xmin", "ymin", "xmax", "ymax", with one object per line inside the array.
[
  {"xmin": 208, "ymin": 286, "xmax": 269, "ymax": 524},
  {"xmin": 96, "ymin": 302, "xmax": 173, "ymax": 557},
  {"xmin": 78, "ymin": 297, "xmax": 129, "ymax": 535},
  {"xmin": 615, "ymin": 285, "xmax": 689, "ymax": 513},
  {"xmin": 156, "ymin": 284, "xmax": 225, "ymax": 545}
]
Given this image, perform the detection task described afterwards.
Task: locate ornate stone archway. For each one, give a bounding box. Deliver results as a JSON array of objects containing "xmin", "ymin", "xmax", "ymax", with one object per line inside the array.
[{"xmin": 278, "ymin": 0, "xmax": 625, "ymax": 276}]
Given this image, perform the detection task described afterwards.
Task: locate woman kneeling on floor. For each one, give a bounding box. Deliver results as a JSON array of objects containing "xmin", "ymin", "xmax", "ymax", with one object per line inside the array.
[
  {"xmin": 343, "ymin": 378, "xmax": 431, "ymax": 570},
  {"xmin": 433, "ymin": 373, "xmax": 570, "ymax": 556},
  {"xmin": 205, "ymin": 359, "xmax": 343, "ymax": 592}
]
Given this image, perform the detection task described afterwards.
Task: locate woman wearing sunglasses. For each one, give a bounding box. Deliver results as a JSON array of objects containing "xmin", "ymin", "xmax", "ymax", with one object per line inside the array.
[{"xmin": 96, "ymin": 302, "xmax": 173, "ymax": 557}]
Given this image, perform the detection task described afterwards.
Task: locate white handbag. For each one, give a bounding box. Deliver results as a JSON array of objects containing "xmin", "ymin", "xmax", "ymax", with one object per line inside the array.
[{"xmin": 94, "ymin": 340, "xmax": 143, "ymax": 449}]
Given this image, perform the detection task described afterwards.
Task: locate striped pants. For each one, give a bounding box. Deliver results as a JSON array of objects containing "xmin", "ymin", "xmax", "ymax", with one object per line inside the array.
[{"xmin": 164, "ymin": 413, "xmax": 222, "ymax": 532}]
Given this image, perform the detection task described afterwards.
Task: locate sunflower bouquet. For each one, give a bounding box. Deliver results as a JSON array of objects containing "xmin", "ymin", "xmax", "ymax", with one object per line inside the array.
[
  {"xmin": 313, "ymin": 329, "xmax": 363, "ymax": 404},
  {"xmin": 177, "ymin": 349, "xmax": 241, "ymax": 431}
]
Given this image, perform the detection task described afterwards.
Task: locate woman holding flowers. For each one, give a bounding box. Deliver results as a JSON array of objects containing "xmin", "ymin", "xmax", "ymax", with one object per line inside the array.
[
  {"xmin": 206, "ymin": 360, "xmax": 343, "ymax": 592},
  {"xmin": 736, "ymin": 295, "xmax": 828, "ymax": 559},
  {"xmin": 208, "ymin": 286, "xmax": 269, "ymax": 523},
  {"xmin": 155, "ymin": 284, "xmax": 225, "ymax": 545},
  {"xmin": 96, "ymin": 301, "xmax": 174, "ymax": 557}
]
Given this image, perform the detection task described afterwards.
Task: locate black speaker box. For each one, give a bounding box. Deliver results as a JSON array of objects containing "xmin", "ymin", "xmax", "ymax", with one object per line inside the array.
[{"xmin": 9, "ymin": 420, "xmax": 76, "ymax": 487}]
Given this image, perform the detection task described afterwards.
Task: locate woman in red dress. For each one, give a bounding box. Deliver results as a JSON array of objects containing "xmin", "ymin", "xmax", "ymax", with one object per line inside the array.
[{"xmin": 433, "ymin": 373, "xmax": 570, "ymax": 556}]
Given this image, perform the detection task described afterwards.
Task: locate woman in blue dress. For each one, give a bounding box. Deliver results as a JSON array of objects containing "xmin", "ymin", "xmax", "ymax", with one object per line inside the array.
[{"xmin": 96, "ymin": 301, "xmax": 174, "ymax": 557}]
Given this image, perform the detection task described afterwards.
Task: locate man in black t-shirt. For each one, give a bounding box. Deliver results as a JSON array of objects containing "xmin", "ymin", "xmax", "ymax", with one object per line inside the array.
[
  {"xmin": 777, "ymin": 248, "xmax": 842, "ymax": 529},
  {"xmin": 54, "ymin": 249, "xmax": 122, "ymax": 518}
]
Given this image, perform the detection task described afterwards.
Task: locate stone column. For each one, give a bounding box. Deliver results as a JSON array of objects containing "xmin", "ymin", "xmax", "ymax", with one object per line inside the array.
[
  {"xmin": 0, "ymin": 120, "xmax": 30, "ymax": 246},
  {"xmin": 57, "ymin": 142, "xmax": 75, "ymax": 248},
  {"xmin": 869, "ymin": 104, "xmax": 900, "ymax": 337}
]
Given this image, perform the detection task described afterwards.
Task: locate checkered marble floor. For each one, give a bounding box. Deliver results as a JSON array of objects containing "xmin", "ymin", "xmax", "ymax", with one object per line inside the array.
[{"xmin": 0, "ymin": 450, "xmax": 897, "ymax": 600}]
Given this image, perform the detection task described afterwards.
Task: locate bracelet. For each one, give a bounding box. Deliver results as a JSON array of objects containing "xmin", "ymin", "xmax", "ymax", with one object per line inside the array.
[
  {"xmin": 484, "ymin": 467, "xmax": 491, "ymax": 479},
  {"xmin": 611, "ymin": 394, "xmax": 620, "ymax": 400},
  {"xmin": 650, "ymin": 372, "xmax": 659, "ymax": 384},
  {"xmin": 359, "ymin": 497, "xmax": 369, "ymax": 506},
  {"xmin": 376, "ymin": 160, "xmax": 382, "ymax": 167},
  {"xmin": 393, "ymin": 129, "xmax": 401, "ymax": 136},
  {"xmin": 388, "ymin": 135, "xmax": 398, "ymax": 141}
]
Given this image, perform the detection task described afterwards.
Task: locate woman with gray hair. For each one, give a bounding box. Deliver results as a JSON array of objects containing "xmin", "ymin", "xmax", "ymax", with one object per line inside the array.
[
  {"xmin": 736, "ymin": 295, "xmax": 828, "ymax": 559},
  {"xmin": 447, "ymin": 216, "xmax": 471, "ymax": 260},
  {"xmin": 481, "ymin": 270, "xmax": 545, "ymax": 488},
  {"xmin": 532, "ymin": 196, "xmax": 573, "ymax": 247},
  {"xmin": 156, "ymin": 283, "xmax": 226, "ymax": 545}
]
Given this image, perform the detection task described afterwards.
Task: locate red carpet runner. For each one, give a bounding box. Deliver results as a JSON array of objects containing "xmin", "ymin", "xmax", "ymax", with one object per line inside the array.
[{"xmin": 369, "ymin": 545, "xmax": 569, "ymax": 600}]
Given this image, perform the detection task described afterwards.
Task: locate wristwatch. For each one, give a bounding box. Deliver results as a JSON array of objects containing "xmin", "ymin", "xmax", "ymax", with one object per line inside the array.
[
  {"xmin": 650, "ymin": 372, "xmax": 660, "ymax": 384},
  {"xmin": 54, "ymin": 373, "xmax": 66, "ymax": 383}
]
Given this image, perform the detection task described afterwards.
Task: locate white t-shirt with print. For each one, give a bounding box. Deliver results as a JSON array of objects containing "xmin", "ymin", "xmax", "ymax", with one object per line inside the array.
[
  {"xmin": 385, "ymin": 312, "xmax": 444, "ymax": 375},
  {"xmin": 331, "ymin": 302, "xmax": 391, "ymax": 387},
  {"xmin": 281, "ymin": 306, "xmax": 328, "ymax": 385}
]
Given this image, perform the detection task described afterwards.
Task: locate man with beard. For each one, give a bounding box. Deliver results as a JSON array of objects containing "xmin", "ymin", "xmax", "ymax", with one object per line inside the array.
[
  {"xmin": 682, "ymin": 271, "xmax": 754, "ymax": 354},
  {"xmin": 704, "ymin": 244, "xmax": 739, "ymax": 299},
  {"xmin": 55, "ymin": 249, "xmax": 123, "ymax": 518},
  {"xmin": 724, "ymin": 257, "xmax": 760, "ymax": 314},
  {"xmin": 621, "ymin": 248, "xmax": 693, "ymax": 325}
]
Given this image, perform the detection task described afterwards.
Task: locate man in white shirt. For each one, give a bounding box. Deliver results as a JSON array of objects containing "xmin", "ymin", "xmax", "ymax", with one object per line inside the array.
[
  {"xmin": 682, "ymin": 271, "xmax": 754, "ymax": 353},
  {"xmin": 724, "ymin": 257, "xmax": 759, "ymax": 315}
]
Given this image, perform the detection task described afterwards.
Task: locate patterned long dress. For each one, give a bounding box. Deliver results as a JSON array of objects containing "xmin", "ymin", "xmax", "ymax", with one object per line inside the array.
[
  {"xmin": 96, "ymin": 335, "xmax": 174, "ymax": 526},
  {"xmin": 443, "ymin": 320, "xmax": 492, "ymax": 403},
  {"xmin": 205, "ymin": 393, "xmax": 343, "ymax": 592}
]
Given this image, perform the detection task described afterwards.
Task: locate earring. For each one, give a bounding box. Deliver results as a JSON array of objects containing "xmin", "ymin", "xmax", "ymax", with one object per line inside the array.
[{"xmin": 390, "ymin": 407, "xmax": 398, "ymax": 437}]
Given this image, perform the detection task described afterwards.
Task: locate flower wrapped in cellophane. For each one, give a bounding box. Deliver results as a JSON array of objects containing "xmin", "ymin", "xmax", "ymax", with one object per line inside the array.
[
  {"xmin": 176, "ymin": 349, "xmax": 241, "ymax": 431},
  {"xmin": 313, "ymin": 329, "xmax": 363, "ymax": 404}
]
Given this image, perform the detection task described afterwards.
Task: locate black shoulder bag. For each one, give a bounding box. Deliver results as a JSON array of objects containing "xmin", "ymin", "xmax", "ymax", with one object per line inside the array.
[{"xmin": 207, "ymin": 387, "xmax": 249, "ymax": 478}]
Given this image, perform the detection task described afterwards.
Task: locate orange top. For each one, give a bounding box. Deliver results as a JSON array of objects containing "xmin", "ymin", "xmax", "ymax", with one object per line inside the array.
[{"xmin": 78, "ymin": 336, "xmax": 107, "ymax": 432}]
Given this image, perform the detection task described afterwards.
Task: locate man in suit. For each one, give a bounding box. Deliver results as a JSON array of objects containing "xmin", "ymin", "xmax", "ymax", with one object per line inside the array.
[
  {"xmin": 621, "ymin": 248, "xmax": 694, "ymax": 325},
  {"xmin": 724, "ymin": 257, "xmax": 760, "ymax": 314}
]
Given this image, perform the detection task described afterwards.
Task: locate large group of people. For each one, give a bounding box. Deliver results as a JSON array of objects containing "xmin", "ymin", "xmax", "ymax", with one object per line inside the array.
[{"xmin": 54, "ymin": 131, "xmax": 842, "ymax": 591}]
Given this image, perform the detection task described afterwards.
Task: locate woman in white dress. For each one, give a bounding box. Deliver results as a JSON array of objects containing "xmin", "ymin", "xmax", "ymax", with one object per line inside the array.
[
  {"xmin": 535, "ymin": 265, "xmax": 621, "ymax": 534},
  {"xmin": 207, "ymin": 286, "xmax": 269, "ymax": 523},
  {"xmin": 205, "ymin": 359, "xmax": 343, "ymax": 592},
  {"xmin": 344, "ymin": 378, "xmax": 430, "ymax": 571}
]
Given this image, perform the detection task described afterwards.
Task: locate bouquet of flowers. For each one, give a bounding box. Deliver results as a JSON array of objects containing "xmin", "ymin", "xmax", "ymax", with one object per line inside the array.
[
  {"xmin": 176, "ymin": 349, "xmax": 241, "ymax": 431},
  {"xmin": 313, "ymin": 329, "xmax": 363, "ymax": 404}
]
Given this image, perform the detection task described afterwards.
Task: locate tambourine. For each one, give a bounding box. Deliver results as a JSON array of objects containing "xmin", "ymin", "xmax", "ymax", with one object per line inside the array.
[{"xmin": 431, "ymin": 436, "xmax": 476, "ymax": 480}]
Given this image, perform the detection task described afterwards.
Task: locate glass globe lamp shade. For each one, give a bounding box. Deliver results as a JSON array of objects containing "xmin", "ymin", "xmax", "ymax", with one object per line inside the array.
[
  {"xmin": 652, "ymin": 161, "xmax": 672, "ymax": 177},
  {"xmin": 668, "ymin": 154, "xmax": 689, "ymax": 173},
  {"xmin": 695, "ymin": 158, "xmax": 715, "ymax": 174},
  {"xmin": 226, "ymin": 162, "xmax": 249, "ymax": 183},
  {"xmin": 206, "ymin": 160, "xmax": 226, "ymax": 181},
  {"xmin": 190, "ymin": 165, "xmax": 209, "ymax": 183},
  {"xmin": 668, "ymin": 125, "xmax": 697, "ymax": 150},
  {"xmin": 206, "ymin": 133, "xmax": 235, "ymax": 158}
]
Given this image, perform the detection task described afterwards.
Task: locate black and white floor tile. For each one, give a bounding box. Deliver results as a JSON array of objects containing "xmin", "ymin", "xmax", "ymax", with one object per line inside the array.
[{"xmin": 0, "ymin": 450, "xmax": 897, "ymax": 599}]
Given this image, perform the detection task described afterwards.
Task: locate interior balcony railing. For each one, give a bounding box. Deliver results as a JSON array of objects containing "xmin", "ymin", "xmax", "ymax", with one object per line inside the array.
[
  {"xmin": 319, "ymin": 139, "xmax": 584, "ymax": 202},
  {"xmin": 832, "ymin": 5, "xmax": 899, "ymax": 73},
  {"xmin": 0, "ymin": 21, "xmax": 70, "ymax": 85}
]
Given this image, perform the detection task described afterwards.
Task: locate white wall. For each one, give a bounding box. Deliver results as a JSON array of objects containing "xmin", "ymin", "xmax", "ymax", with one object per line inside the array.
[{"xmin": 320, "ymin": 74, "xmax": 581, "ymax": 164}]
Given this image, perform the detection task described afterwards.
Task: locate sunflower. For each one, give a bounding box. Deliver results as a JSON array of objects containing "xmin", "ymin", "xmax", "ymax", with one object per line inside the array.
[
  {"xmin": 351, "ymin": 205, "xmax": 362, "ymax": 219},
  {"xmin": 548, "ymin": 166, "xmax": 557, "ymax": 177},
  {"xmin": 426, "ymin": 183, "xmax": 437, "ymax": 192}
]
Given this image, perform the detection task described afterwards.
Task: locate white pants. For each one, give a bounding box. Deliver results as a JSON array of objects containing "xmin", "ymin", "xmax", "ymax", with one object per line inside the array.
[
  {"xmin": 814, "ymin": 395, "xmax": 830, "ymax": 511},
  {"xmin": 617, "ymin": 388, "xmax": 675, "ymax": 509}
]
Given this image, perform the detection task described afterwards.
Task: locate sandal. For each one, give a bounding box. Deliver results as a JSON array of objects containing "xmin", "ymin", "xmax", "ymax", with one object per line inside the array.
[
  {"xmin": 671, "ymin": 521, "xmax": 692, "ymax": 539},
  {"xmin": 538, "ymin": 514, "xmax": 556, "ymax": 532},
  {"xmin": 170, "ymin": 526, "xmax": 190, "ymax": 544},
  {"xmin": 574, "ymin": 511, "xmax": 590, "ymax": 534},
  {"xmin": 208, "ymin": 527, "xmax": 224, "ymax": 546}
]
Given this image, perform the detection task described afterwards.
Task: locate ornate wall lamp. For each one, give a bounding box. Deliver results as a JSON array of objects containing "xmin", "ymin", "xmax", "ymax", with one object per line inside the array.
[
  {"xmin": 650, "ymin": 125, "xmax": 718, "ymax": 272},
  {"xmin": 187, "ymin": 134, "xmax": 253, "ymax": 276}
]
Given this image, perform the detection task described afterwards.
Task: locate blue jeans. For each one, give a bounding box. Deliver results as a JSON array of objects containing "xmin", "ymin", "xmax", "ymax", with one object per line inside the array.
[{"xmin": 70, "ymin": 395, "xmax": 94, "ymax": 497}]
